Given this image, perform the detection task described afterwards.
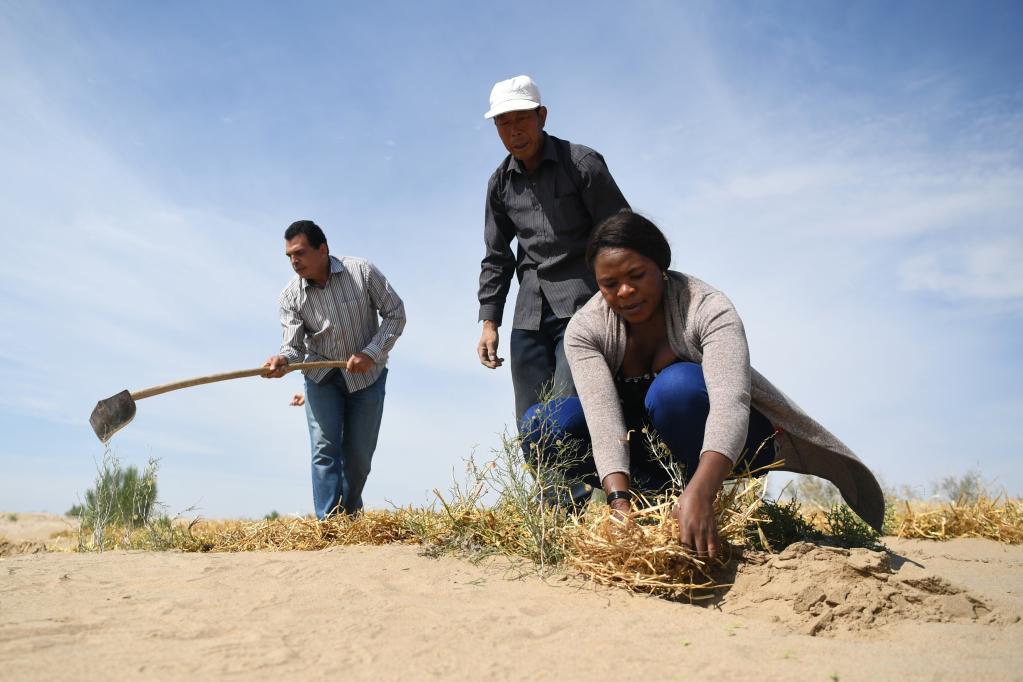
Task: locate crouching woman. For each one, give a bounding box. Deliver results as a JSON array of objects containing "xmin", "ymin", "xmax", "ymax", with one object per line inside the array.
[{"xmin": 521, "ymin": 210, "xmax": 884, "ymax": 559}]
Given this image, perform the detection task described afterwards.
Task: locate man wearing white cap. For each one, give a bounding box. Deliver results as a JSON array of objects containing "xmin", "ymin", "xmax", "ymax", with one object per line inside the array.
[{"xmin": 476, "ymin": 75, "xmax": 630, "ymax": 426}]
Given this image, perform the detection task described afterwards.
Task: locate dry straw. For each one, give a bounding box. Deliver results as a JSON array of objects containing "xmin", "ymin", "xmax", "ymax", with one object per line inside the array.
[
  {"xmin": 186, "ymin": 509, "xmax": 426, "ymax": 552},
  {"xmin": 892, "ymin": 496, "xmax": 1023, "ymax": 544},
  {"xmin": 565, "ymin": 473, "xmax": 771, "ymax": 599},
  {"xmin": 70, "ymin": 424, "xmax": 1022, "ymax": 601},
  {"xmin": 173, "ymin": 469, "xmax": 773, "ymax": 599}
]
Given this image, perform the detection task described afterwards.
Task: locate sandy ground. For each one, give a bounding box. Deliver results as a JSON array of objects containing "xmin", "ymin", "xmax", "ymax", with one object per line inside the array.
[
  {"xmin": 1, "ymin": 513, "xmax": 1021, "ymax": 681},
  {"xmin": 0, "ymin": 512, "xmax": 78, "ymax": 554}
]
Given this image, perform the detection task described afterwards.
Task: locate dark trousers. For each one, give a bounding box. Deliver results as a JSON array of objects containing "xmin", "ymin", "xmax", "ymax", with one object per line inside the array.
[
  {"xmin": 509, "ymin": 298, "xmax": 575, "ymax": 426},
  {"xmin": 520, "ymin": 362, "xmax": 776, "ymax": 492}
]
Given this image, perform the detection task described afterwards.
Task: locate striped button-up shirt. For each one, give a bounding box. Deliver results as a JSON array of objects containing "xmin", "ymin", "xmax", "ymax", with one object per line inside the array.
[
  {"xmin": 278, "ymin": 255, "xmax": 406, "ymax": 391},
  {"xmin": 478, "ymin": 133, "xmax": 630, "ymax": 330}
]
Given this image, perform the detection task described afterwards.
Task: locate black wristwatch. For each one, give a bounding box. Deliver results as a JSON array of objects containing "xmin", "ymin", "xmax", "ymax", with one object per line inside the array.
[{"xmin": 606, "ymin": 490, "xmax": 633, "ymax": 505}]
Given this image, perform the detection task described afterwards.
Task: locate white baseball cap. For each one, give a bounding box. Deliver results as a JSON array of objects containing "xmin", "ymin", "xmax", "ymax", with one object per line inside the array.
[{"xmin": 484, "ymin": 75, "xmax": 541, "ymax": 119}]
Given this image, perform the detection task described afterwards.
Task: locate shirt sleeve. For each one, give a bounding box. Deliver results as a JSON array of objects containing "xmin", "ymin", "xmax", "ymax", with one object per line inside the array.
[
  {"xmin": 576, "ymin": 150, "xmax": 630, "ymax": 226},
  {"xmin": 277, "ymin": 290, "xmax": 306, "ymax": 365},
  {"xmin": 693, "ymin": 291, "xmax": 753, "ymax": 463},
  {"xmin": 563, "ymin": 315, "xmax": 632, "ymax": 482},
  {"xmin": 360, "ymin": 262, "xmax": 406, "ymax": 363},
  {"xmin": 477, "ymin": 171, "xmax": 517, "ymax": 325}
]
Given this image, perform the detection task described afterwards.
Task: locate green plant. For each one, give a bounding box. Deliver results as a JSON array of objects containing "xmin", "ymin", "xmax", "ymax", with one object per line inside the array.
[
  {"xmin": 746, "ymin": 498, "xmax": 820, "ymax": 550},
  {"xmin": 70, "ymin": 450, "xmax": 169, "ymax": 551},
  {"xmin": 822, "ymin": 504, "xmax": 883, "ymax": 551},
  {"xmin": 6, "ymin": 513, "xmax": 17, "ymax": 522},
  {"xmin": 747, "ymin": 498, "xmax": 883, "ymax": 552},
  {"xmin": 68, "ymin": 451, "xmax": 158, "ymax": 527},
  {"xmin": 264, "ymin": 510, "xmax": 281, "ymax": 521}
]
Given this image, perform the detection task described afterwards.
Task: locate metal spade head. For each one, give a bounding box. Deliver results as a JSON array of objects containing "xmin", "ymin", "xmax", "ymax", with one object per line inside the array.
[{"xmin": 89, "ymin": 390, "xmax": 137, "ymax": 443}]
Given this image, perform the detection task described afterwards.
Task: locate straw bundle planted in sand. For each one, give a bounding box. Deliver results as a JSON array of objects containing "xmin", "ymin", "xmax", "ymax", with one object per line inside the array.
[
  {"xmin": 183, "ymin": 503, "xmax": 549, "ymax": 558},
  {"xmin": 893, "ymin": 496, "xmax": 1023, "ymax": 544},
  {"xmin": 72, "ymin": 443, "xmax": 806, "ymax": 598},
  {"xmin": 142, "ymin": 472, "xmax": 774, "ymax": 599},
  {"xmin": 180, "ymin": 497, "xmax": 766, "ymax": 599},
  {"xmin": 186, "ymin": 510, "xmax": 426, "ymax": 551},
  {"xmin": 70, "ymin": 437, "xmax": 1021, "ymax": 602},
  {"xmin": 564, "ymin": 475, "xmax": 769, "ymax": 599}
]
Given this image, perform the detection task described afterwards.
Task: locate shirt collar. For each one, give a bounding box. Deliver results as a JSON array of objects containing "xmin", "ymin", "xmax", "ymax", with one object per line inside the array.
[
  {"xmin": 506, "ymin": 132, "xmax": 557, "ymax": 176},
  {"xmin": 301, "ymin": 255, "xmax": 343, "ymax": 289}
]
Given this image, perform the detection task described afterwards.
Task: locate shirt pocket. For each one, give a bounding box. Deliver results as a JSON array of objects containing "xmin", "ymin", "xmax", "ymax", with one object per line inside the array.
[
  {"xmin": 300, "ymin": 296, "xmax": 357, "ymax": 339},
  {"xmin": 308, "ymin": 317, "xmax": 333, "ymax": 340},
  {"xmin": 506, "ymin": 195, "xmax": 540, "ymax": 241},
  {"xmin": 338, "ymin": 290, "xmax": 377, "ymax": 332}
]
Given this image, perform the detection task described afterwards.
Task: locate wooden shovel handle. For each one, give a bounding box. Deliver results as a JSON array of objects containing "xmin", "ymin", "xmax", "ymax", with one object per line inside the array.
[{"xmin": 130, "ymin": 360, "xmax": 351, "ymax": 401}]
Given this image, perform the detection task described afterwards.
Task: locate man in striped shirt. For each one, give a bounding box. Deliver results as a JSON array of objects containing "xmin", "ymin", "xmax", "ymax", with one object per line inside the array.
[
  {"xmin": 476, "ymin": 75, "xmax": 630, "ymax": 425},
  {"xmin": 263, "ymin": 220, "xmax": 406, "ymax": 519}
]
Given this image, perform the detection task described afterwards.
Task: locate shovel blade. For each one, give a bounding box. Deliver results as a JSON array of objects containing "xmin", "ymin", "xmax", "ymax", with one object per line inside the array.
[{"xmin": 89, "ymin": 390, "xmax": 137, "ymax": 443}]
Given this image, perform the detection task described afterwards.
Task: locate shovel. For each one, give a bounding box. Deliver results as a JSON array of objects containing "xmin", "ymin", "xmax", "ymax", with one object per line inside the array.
[{"xmin": 89, "ymin": 360, "xmax": 350, "ymax": 443}]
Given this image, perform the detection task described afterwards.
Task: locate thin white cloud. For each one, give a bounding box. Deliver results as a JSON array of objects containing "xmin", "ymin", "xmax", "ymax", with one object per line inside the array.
[{"xmin": 899, "ymin": 237, "xmax": 1023, "ymax": 302}]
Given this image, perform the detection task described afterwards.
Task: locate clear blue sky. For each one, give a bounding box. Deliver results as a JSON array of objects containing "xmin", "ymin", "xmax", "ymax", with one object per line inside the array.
[{"xmin": 2, "ymin": 1, "xmax": 1021, "ymax": 517}]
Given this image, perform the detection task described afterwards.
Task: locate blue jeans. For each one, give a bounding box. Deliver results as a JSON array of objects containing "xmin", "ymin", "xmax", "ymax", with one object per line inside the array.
[
  {"xmin": 510, "ymin": 297, "xmax": 575, "ymax": 427},
  {"xmin": 520, "ymin": 362, "xmax": 776, "ymax": 493},
  {"xmin": 304, "ymin": 368, "xmax": 387, "ymax": 518}
]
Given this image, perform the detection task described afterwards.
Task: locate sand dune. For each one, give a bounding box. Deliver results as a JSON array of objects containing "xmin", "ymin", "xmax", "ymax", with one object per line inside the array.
[{"xmin": 1, "ymin": 514, "xmax": 1020, "ymax": 680}]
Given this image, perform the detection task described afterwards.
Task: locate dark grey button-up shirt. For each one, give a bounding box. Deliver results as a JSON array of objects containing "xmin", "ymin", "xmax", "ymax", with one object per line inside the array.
[{"xmin": 478, "ymin": 133, "xmax": 630, "ymax": 330}]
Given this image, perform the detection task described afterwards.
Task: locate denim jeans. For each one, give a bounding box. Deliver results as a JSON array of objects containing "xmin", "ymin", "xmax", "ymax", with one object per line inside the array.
[
  {"xmin": 509, "ymin": 297, "xmax": 575, "ymax": 427},
  {"xmin": 304, "ymin": 368, "xmax": 387, "ymax": 518},
  {"xmin": 520, "ymin": 362, "xmax": 776, "ymax": 493}
]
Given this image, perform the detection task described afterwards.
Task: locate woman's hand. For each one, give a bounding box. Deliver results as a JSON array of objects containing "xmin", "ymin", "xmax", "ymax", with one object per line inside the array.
[
  {"xmin": 675, "ymin": 483, "xmax": 720, "ymax": 559},
  {"xmin": 675, "ymin": 451, "xmax": 732, "ymax": 560},
  {"xmin": 608, "ymin": 496, "xmax": 632, "ymax": 520},
  {"xmin": 602, "ymin": 472, "xmax": 632, "ymax": 520}
]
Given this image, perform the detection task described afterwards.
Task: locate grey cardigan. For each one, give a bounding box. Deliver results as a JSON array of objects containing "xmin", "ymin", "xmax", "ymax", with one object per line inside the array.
[{"xmin": 564, "ymin": 271, "xmax": 885, "ymax": 531}]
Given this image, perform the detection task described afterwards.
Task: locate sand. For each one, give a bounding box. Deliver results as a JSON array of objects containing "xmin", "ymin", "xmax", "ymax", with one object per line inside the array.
[
  {"xmin": 1, "ymin": 513, "xmax": 1021, "ymax": 680},
  {"xmin": 0, "ymin": 512, "xmax": 78, "ymax": 556}
]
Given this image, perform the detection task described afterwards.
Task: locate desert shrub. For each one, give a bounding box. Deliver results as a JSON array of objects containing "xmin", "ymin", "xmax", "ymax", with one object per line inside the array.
[
  {"xmin": 746, "ymin": 498, "xmax": 820, "ymax": 551},
  {"xmin": 747, "ymin": 498, "xmax": 883, "ymax": 552},
  {"xmin": 69, "ymin": 450, "xmax": 185, "ymax": 551},
  {"xmin": 68, "ymin": 451, "xmax": 158, "ymax": 527},
  {"xmin": 933, "ymin": 470, "xmax": 984, "ymax": 504},
  {"xmin": 821, "ymin": 504, "xmax": 883, "ymax": 551}
]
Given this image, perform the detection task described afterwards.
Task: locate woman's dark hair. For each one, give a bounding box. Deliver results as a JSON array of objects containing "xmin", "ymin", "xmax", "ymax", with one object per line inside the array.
[
  {"xmin": 284, "ymin": 220, "xmax": 328, "ymax": 249},
  {"xmin": 586, "ymin": 210, "xmax": 671, "ymax": 272}
]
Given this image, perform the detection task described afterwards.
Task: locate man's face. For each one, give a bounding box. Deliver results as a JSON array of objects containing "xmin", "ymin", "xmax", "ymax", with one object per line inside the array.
[
  {"xmin": 494, "ymin": 106, "xmax": 547, "ymax": 169},
  {"xmin": 285, "ymin": 233, "xmax": 329, "ymax": 282}
]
